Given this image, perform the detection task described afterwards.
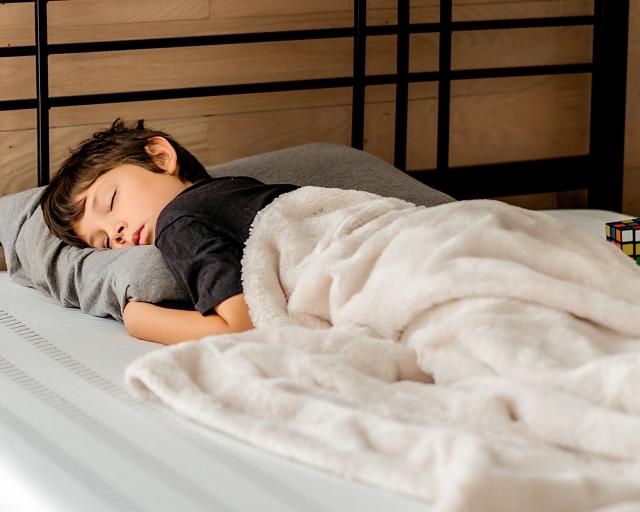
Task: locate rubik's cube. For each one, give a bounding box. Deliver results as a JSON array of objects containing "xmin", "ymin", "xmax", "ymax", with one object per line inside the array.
[{"xmin": 605, "ymin": 218, "xmax": 640, "ymax": 265}]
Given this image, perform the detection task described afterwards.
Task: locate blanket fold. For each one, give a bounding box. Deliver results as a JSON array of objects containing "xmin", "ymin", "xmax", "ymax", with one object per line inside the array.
[{"xmin": 126, "ymin": 187, "xmax": 640, "ymax": 511}]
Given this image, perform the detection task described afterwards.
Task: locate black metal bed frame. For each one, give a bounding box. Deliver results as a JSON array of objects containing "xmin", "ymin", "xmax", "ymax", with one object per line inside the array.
[{"xmin": 0, "ymin": 0, "xmax": 630, "ymax": 210}]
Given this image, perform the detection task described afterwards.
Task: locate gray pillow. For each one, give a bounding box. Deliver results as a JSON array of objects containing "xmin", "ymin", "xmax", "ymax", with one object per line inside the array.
[
  {"xmin": 0, "ymin": 143, "xmax": 454, "ymax": 321},
  {"xmin": 207, "ymin": 143, "xmax": 456, "ymax": 208}
]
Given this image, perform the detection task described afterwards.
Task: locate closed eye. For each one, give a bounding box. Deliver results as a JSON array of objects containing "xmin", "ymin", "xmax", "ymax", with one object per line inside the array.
[{"xmin": 103, "ymin": 189, "xmax": 116, "ymax": 248}]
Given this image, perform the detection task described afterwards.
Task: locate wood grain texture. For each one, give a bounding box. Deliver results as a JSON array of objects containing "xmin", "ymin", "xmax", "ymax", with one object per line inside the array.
[
  {"xmin": 0, "ymin": 128, "xmax": 37, "ymax": 194},
  {"xmin": 625, "ymin": 168, "xmax": 640, "ymax": 216},
  {"xmin": 453, "ymin": 26, "xmax": 592, "ymax": 69},
  {"xmin": 453, "ymin": 0, "xmax": 592, "ymax": 20},
  {"xmin": 0, "ymin": 57, "xmax": 34, "ymax": 101},
  {"xmin": 450, "ymin": 75, "xmax": 591, "ymax": 167},
  {"xmin": 48, "ymin": 39, "xmax": 351, "ymax": 97},
  {"xmin": 48, "ymin": 0, "xmax": 209, "ymax": 27},
  {"xmin": 207, "ymin": 101, "xmax": 352, "ymax": 164},
  {"xmin": 0, "ymin": 3, "xmax": 33, "ymax": 47},
  {"xmin": 364, "ymin": 85, "xmax": 397, "ymax": 165}
]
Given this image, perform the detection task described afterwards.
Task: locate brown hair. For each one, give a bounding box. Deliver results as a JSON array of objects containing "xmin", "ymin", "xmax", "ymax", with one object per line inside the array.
[{"xmin": 40, "ymin": 118, "xmax": 209, "ymax": 247}]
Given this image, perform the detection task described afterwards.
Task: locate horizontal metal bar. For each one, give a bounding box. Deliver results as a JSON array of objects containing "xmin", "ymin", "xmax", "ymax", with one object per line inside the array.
[
  {"xmin": 0, "ymin": 46, "xmax": 35, "ymax": 57},
  {"xmin": 47, "ymin": 77, "xmax": 356, "ymax": 107},
  {"xmin": 409, "ymin": 63, "xmax": 592, "ymax": 83},
  {"xmin": 0, "ymin": 27, "xmax": 397, "ymax": 60},
  {"xmin": 366, "ymin": 25, "xmax": 403, "ymax": 36},
  {"xmin": 0, "ymin": 14, "xmax": 596, "ymax": 58},
  {"xmin": 407, "ymin": 155, "xmax": 591, "ymax": 199},
  {"xmin": 42, "ymin": 27, "xmax": 405, "ymax": 55},
  {"xmin": 0, "ymin": 29, "xmax": 392, "ymax": 61},
  {"xmin": 0, "ymin": 60, "xmax": 593, "ymax": 111},
  {"xmin": 48, "ymin": 27, "xmax": 355, "ymax": 54},
  {"xmin": 1, "ymin": 75, "xmax": 385, "ymax": 111},
  {"xmin": 448, "ymin": 62, "xmax": 592, "ymax": 80},
  {"xmin": 452, "ymin": 15, "xmax": 594, "ymax": 31},
  {"xmin": 0, "ymin": 98, "xmax": 37, "ymax": 110},
  {"xmin": 408, "ymin": 16, "xmax": 593, "ymax": 34},
  {"xmin": 363, "ymin": 72, "xmax": 419, "ymax": 86}
]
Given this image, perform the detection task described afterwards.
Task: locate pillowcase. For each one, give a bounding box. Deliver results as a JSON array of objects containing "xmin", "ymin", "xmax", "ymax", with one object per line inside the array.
[
  {"xmin": 0, "ymin": 143, "xmax": 455, "ymax": 321},
  {"xmin": 0, "ymin": 187, "xmax": 190, "ymax": 321}
]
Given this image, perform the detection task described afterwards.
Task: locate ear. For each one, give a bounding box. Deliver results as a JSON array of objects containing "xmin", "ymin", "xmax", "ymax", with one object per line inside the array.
[{"xmin": 144, "ymin": 136, "xmax": 178, "ymax": 175}]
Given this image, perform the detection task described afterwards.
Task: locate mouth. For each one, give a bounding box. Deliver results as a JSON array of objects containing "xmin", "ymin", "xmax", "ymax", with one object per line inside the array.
[
  {"xmin": 139, "ymin": 225, "xmax": 149, "ymax": 245},
  {"xmin": 131, "ymin": 226, "xmax": 143, "ymax": 246}
]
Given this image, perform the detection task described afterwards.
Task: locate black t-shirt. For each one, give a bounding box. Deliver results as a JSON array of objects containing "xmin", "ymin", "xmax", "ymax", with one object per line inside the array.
[{"xmin": 154, "ymin": 176, "xmax": 298, "ymax": 315}]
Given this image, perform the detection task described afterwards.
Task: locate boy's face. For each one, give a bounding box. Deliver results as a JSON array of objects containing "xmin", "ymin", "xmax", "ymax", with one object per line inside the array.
[{"xmin": 74, "ymin": 163, "xmax": 191, "ymax": 249}]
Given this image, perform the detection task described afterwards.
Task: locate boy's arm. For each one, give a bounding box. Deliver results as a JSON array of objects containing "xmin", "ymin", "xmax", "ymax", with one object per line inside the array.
[{"xmin": 123, "ymin": 293, "xmax": 254, "ymax": 345}]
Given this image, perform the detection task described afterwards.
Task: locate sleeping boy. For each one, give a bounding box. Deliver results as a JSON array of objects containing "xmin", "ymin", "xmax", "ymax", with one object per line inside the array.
[{"xmin": 40, "ymin": 119, "xmax": 298, "ymax": 345}]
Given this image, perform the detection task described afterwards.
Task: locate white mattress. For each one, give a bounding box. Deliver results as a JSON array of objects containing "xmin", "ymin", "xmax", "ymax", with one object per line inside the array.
[
  {"xmin": 0, "ymin": 208, "xmax": 627, "ymax": 512},
  {"xmin": 0, "ymin": 274, "xmax": 432, "ymax": 512},
  {"xmin": 541, "ymin": 208, "xmax": 631, "ymax": 236}
]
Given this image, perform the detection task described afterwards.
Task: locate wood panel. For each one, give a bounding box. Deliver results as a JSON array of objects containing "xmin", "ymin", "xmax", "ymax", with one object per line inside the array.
[
  {"xmin": 49, "ymin": 0, "xmax": 209, "ymax": 26},
  {"xmin": 453, "ymin": 26, "xmax": 592, "ymax": 69},
  {"xmin": 0, "ymin": 114, "xmax": 37, "ymax": 195},
  {"xmin": 0, "ymin": 56, "xmax": 34, "ymax": 101},
  {"xmin": 207, "ymin": 98, "xmax": 353, "ymax": 164},
  {"xmin": 449, "ymin": 74, "xmax": 591, "ymax": 167},
  {"xmin": 453, "ymin": 0, "xmax": 593, "ymax": 20},
  {"xmin": 0, "ymin": 3, "xmax": 33, "ymax": 47},
  {"xmin": 48, "ymin": 39, "xmax": 351, "ymax": 97},
  {"xmin": 364, "ymin": 85, "xmax": 399, "ymax": 165},
  {"xmin": 0, "ymin": 1, "xmax": 209, "ymax": 46}
]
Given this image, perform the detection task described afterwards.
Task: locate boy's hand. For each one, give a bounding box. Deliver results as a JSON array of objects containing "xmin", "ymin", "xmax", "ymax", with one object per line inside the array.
[{"xmin": 123, "ymin": 294, "xmax": 254, "ymax": 345}]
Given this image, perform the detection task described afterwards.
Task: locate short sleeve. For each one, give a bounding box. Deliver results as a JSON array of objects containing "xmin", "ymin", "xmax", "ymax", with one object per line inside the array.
[{"xmin": 155, "ymin": 216, "xmax": 244, "ymax": 314}]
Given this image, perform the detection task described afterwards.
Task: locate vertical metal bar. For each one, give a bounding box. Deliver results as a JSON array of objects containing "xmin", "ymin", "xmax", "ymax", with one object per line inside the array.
[
  {"xmin": 436, "ymin": 0, "xmax": 452, "ymax": 173},
  {"xmin": 351, "ymin": 0, "xmax": 366, "ymax": 149},
  {"xmin": 393, "ymin": 0, "xmax": 410, "ymax": 170},
  {"xmin": 587, "ymin": 0, "xmax": 629, "ymax": 211},
  {"xmin": 35, "ymin": 0, "xmax": 50, "ymax": 186}
]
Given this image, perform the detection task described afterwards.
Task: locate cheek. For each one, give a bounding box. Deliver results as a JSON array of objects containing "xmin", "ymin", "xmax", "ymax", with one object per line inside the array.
[
  {"xmin": 151, "ymin": 189, "xmax": 175, "ymax": 214},
  {"xmin": 72, "ymin": 218, "xmax": 91, "ymax": 244}
]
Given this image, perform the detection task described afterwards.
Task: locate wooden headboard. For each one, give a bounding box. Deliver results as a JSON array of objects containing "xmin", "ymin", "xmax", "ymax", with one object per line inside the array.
[{"xmin": 0, "ymin": 0, "xmax": 631, "ymax": 211}]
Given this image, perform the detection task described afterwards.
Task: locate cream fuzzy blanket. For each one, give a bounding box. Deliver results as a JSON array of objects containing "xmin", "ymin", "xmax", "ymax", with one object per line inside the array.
[{"xmin": 126, "ymin": 187, "xmax": 640, "ymax": 511}]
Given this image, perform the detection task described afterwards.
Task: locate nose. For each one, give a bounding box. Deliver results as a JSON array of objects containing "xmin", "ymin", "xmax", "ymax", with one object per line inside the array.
[{"xmin": 110, "ymin": 223, "xmax": 126, "ymax": 247}]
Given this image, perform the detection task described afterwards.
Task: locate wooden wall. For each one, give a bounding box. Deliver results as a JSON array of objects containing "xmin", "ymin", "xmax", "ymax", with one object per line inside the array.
[{"xmin": 0, "ymin": 0, "xmax": 638, "ymax": 212}]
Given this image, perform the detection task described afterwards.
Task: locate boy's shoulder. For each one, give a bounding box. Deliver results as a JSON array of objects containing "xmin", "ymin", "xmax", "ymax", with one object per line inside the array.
[
  {"xmin": 170, "ymin": 175, "xmax": 263, "ymax": 202},
  {"xmin": 159, "ymin": 175, "xmax": 266, "ymax": 221},
  {"xmin": 183, "ymin": 175, "xmax": 264, "ymax": 194}
]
